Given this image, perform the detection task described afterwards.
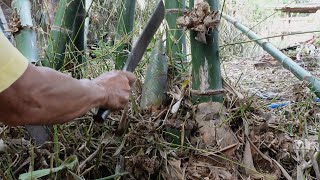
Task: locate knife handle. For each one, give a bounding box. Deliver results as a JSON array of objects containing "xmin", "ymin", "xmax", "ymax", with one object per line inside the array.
[{"xmin": 93, "ymin": 108, "xmax": 110, "ymax": 123}]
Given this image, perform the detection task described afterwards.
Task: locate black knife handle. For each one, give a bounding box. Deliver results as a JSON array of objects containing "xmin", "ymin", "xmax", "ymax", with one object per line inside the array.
[{"xmin": 93, "ymin": 108, "xmax": 110, "ymax": 123}]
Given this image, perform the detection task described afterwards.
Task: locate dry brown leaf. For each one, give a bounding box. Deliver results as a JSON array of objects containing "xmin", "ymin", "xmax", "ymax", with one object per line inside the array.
[
  {"xmin": 195, "ymin": 31, "xmax": 207, "ymax": 44},
  {"xmin": 244, "ymin": 124, "xmax": 281, "ymax": 180},
  {"xmin": 177, "ymin": 16, "xmax": 191, "ymax": 29},
  {"xmin": 243, "ymin": 139, "xmax": 258, "ymax": 176},
  {"xmin": 167, "ymin": 159, "xmax": 184, "ymax": 180},
  {"xmin": 192, "ymin": 24, "xmax": 207, "ymax": 32},
  {"xmin": 222, "ymin": 78, "xmax": 245, "ymax": 100},
  {"xmin": 196, "ymin": 102, "xmax": 238, "ymax": 149},
  {"xmin": 272, "ymin": 159, "xmax": 293, "ymax": 180},
  {"xmin": 9, "ymin": 10, "xmax": 22, "ymax": 33},
  {"xmin": 243, "ymin": 142, "xmax": 278, "ymax": 179},
  {"xmin": 177, "ymin": 2, "xmax": 220, "ymax": 44},
  {"xmin": 196, "ymin": 102, "xmax": 222, "ymax": 121},
  {"xmin": 187, "ymin": 160, "xmax": 233, "ymax": 180}
]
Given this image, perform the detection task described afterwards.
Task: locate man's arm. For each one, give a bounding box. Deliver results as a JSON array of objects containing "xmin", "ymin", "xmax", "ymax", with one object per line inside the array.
[{"xmin": 0, "ymin": 64, "xmax": 135, "ymax": 126}]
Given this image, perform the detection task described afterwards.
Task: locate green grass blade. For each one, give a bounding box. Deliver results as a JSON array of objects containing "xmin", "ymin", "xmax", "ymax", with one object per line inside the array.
[{"xmin": 18, "ymin": 155, "xmax": 78, "ymax": 180}]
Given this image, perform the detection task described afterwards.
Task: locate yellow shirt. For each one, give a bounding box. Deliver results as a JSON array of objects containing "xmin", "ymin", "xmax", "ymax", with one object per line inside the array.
[{"xmin": 0, "ymin": 32, "xmax": 28, "ymax": 93}]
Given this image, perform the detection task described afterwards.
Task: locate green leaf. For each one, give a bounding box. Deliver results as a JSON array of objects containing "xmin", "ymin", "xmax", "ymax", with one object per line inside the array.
[{"xmin": 19, "ymin": 155, "xmax": 78, "ymax": 180}]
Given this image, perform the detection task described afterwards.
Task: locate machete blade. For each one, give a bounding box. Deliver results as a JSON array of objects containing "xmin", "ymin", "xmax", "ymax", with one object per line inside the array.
[
  {"xmin": 25, "ymin": 125, "xmax": 51, "ymax": 145},
  {"xmin": 123, "ymin": 0, "xmax": 165, "ymax": 72}
]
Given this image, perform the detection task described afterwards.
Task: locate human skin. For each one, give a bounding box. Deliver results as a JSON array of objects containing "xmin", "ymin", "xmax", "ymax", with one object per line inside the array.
[{"xmin": 0, "ymin": 64, "xmax": 136, "ymax": 126}]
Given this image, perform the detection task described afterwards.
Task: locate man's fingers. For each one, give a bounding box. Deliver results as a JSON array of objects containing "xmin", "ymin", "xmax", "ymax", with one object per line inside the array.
[
  {"xmin": 93, "ymin": 70, "xmax": 136, "ymax": 110},
  {"xmin": 122, "ymin": 72, "xmax": 136, "ymax": 86}
]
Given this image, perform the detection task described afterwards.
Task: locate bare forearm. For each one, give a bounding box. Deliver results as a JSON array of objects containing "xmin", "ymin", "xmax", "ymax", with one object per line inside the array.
[{"xmin": 0, "ymin": 64, "xmax": 105, "ymax": 126}]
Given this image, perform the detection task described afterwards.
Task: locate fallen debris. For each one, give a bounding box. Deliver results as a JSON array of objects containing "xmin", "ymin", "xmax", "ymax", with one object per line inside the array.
[{"xmin": 177, "ymin": 2, "xmax": 220, "ymax": 44}]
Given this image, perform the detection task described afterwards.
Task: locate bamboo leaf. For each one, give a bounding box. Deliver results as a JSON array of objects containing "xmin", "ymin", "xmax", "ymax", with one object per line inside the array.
[{"xmin": 19, "ymin": 155, "xmax": 78, "ymax": 180}]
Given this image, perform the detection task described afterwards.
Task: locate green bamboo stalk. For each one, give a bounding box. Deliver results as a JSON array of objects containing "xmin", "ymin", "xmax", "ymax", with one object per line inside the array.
[
  {"xmin": 11, "ymin": 0, "xmax": 52, "ymax": 146},
  {"xmin": 115, "ymin": 0, "xmax": 136, "ymax": 70},
  {"xmin": 189, "ymin": 0, "xmax": 223, "ymax": 103},
  {"xmin": 222, "ymin": 13, "xmax": 320, "ymax": 97},
  {"xmin": 140, "ymin": 39, "xmax": 168, "ymax": 109},
  {"xmin": 181, "ymin": 0, "xmax": 187, "ymax": 59},
  {"xmin": 11, "ymin": 0, "xmax": 38, "ymax": 63},
  {"xmin": 0, "ymin": 8, "xmax": 5, "ymax": 31},
  {"xmin": 72, "ymin": 0, "xmax": 86, "ymax": 78},
  {"xmin": 0, "ymin": 7, "xmax": 14, "ymax": 43},
  {"xmin": 34, "ymin": 0, "xmax": 59, "ymax": 33},
  {"xmin": 43, "ymin": 0, "xmax": 81, "ymax": 70},
  {"xmin": 84, "ymin": 0, "xmax": 92, "ymax": 51},
  {"xmin": 72, "ymin": 0, "xmax": 93, "ymax": 78},
  {"xmin": 165, "ymin": 0, "xmax": 185, "ymax": 72}
]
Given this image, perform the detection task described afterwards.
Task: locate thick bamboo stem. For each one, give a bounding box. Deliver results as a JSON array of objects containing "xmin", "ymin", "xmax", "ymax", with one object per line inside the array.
[
  {"xmin": 11, "ymin": 0, "xmax": 50, "ymax": 145},
  {"xmin": 0, "ymin": 6, "xmax": 14, "ymax": 43},
  {"xmin": 115, "ymin": 0, "xmax": 136, "ymax": 70},
  {"xmin": 72, "ymin": 0, "xmax": 86, "ymax": 78},
  {"xmin": 165, "ymin": 0, "xmax": 185, "ymax": 71},
  {"xmin": 43, "ymin": 0, "xmax": 81, "ymax": 70},
  {"xmin": 12, "ymin": 0, "xmax": 38, "ymax": 63},
  {"xmin": 190, "ymin": 0, "xmax": 223, "ymax": 103}
]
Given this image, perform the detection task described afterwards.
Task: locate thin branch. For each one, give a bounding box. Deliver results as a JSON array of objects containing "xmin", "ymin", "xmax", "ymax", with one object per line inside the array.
[
  {"xmin": 191, "ymin": 89, "xmax": 226, "ymax": 96},
  {"xmin": 220, "ymin": 30, "xmax": 320, "ymax": 47}
]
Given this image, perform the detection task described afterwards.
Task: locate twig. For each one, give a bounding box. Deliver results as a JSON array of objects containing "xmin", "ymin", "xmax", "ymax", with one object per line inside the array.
[
  {"xmin": 310, "ymin": 151, "xmax": 320, "ymax": 180},
  {"xmin": 154, "ymin": 108, "xmax": 167, "ymax": 121},
  {"xmin": 166, "ymin": 8, "xmax": 188, "ymax": 14},
  {"xmin": 13, "ymin": 157, "xmax": 31, "ymax": 175},
  {"xmin": 0, "ymin": 125, "xmax": 8, "ymax": 138},
  {"xmin": 222, "ymin": 0, "xmax": 296, "ymax": 44},
  {"xmin": 95, "ymin": 172, "xmax": 129, "ymax": 180},
  {"xmin": 272, "ymin": 159, "xmax": 293, "ymax": 180},
  {"xmin": 191, "ymin": 89, "xmax": 226, "ymax": 96},
  {"xmin": 248, "ymin": 138, "xmax": 273, "ymax": 165},
  {"xmin": 221, "ymin": 30, "xmax": 320, "ymax": 47},
  {"xmin": 80, "ymin": 165, "xmax": 95, "ymax": 176},
  {"xmin": 78, "ymin": 143, "xmax": 102, "ymax": 172},
  {"xmin": 200, "ymin": 143, "xmax": 239, "ymax": 155},
  {"xmin": 156, "ymin": 98, "xmax": 175, "ymax": 130},
  {"xmin": 115, "ymin": 104, "xmax": 130, "ymax": 135}
]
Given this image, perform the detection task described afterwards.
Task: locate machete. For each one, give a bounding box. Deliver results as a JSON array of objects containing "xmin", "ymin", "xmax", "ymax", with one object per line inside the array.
[{"xmin": 93, "ymin": 0, "xmax": 165, "ymax": 123}]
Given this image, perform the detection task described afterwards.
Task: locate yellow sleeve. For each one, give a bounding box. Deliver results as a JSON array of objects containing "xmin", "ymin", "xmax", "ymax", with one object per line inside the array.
[{"xmin": 0, "ymin": 32, "xmax": 28, "ymax": 93}]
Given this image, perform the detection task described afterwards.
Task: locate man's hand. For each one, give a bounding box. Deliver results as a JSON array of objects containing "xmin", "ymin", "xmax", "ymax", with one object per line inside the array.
[
  {"xmin": 0, "ymin": 64, "xmax": 136, "ymax": 126},
  {"xmin": 93, "ymin": 71, "xmax": 136, "ymax": 110}
]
